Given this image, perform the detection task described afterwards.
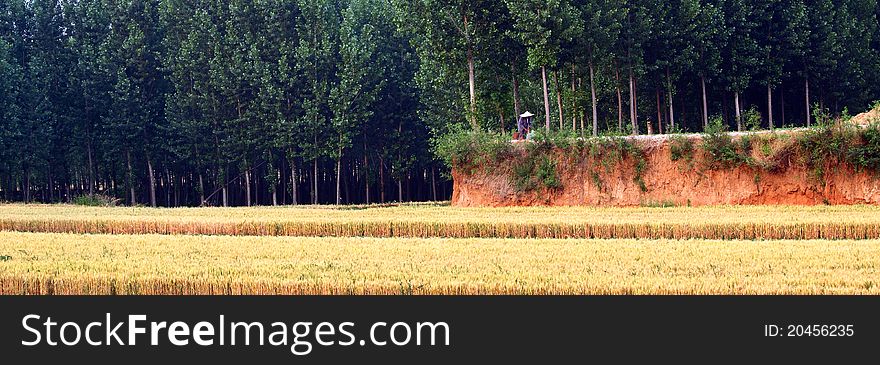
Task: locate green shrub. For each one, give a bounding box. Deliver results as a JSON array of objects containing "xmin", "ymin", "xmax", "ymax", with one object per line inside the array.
[
  {"xmin": 738, "ymin": 134, "xmax": 754, "ymax": 155},
  {"xmin": 811, "ymin": 104, "xmax": 834, "ymax": 127},
  {"xmin": 536, "ymin": 157, "xmax": 562, "ymax": 189},
  {"xmin": 433, "ymin": 125, "xmax": 512, "ymax": 171},
  {"xmin": 601, "ymin": 124, "xmax": 630, "ymax": 137},
  {"xmin": 72, "ymin": 194, "xmax": 120, "ymax": 207},
  {"xmin": 744, "ymin": 106, "xmax": 762, "ymax": 131},
  {"xmin": 512, "ymin": 159, "xmax": 538, "ymax": 191},
  {"xmin": 701, "ymin": 117, "xmax": 753, "ymax": 169},
  {"xmin": 848, "ymin": 124, "xmax": 880, "ymax": 172},
  {"xmin": 759, "ymin": 137, "xmax": 773, "ymax": 156},
  {"xmin": 669, "ymin": 134, "xmax": 695, "ymax": 163},
  {"xmin": 588, "ymin": 137, "xmax": 648, "ymax": 192},
  {"xmin": 532, "ymin": 128, "xmax": 578, "ymax": 150},
  {"xmin": 841, "ymin": 107, "xmax": 852, "ymax": 124},
  {"xmin": 666, "ymin": 125, "xmax": 685, "ymax": 135},
  {"xmin": 511, "ymin": 154, "xmax": 562, "ymax": 192},
  {"xmin": 634, "ymin": 156, "xmax": 648, "ymax": 192},
  {"xmin": 796, "ymin": 123, "xmax": 854, "ymax": 182}
]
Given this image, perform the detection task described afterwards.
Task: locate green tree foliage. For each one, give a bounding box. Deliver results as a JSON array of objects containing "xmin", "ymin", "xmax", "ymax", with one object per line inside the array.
[
  {"xmin": 506, "ymin": 0, "xmax": 581, "ymax": 130},
  {"xmin": 645, "ymin": 0, "xmax": 698, "ymax": 132},
  {"xmin": 0, "ymin": 38, "xmax": 24, "ymax": 201},
  {"xmin": 802, "ymin": 0, "xmax": 839, "ymax": 126},
  {"xmin": 721, "ymin": 0, "xmax": 761, "ymax": 131},
  {"xmin": 1, "ymin": 0, "xmax": 880, "ymax": 206},
  {"xmin": 104, "ymin": 0, "xmax": 166, "ymax": 206},
  {"xmin": 693, "ymin": 0, "xmax": 726, "ymax": 128},
  {"xmin": 160, "ymin": 0, "xmax": 218, "ymax": 205},
  {"xmin": 575, "ymin": 0, "xmax": 623, "ymax": 136}
]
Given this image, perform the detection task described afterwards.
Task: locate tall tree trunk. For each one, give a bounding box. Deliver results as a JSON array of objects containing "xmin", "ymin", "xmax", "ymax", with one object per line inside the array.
[
  {"xmin": 734, "ymin": 91, "xmax": 742, "ymax": 131},
  {"xmin": 656, "ymin": 87, "xmax": 663, "ymax": 135},
  {"xmin": 431, "ymin": 166, "xmax": 437, "ymax": 201},
  {"xmin": 342, "ymin": 159, "xmax": 350, "ymax": 204},
  {"xmin": 220, "ymin": 165, "xmax": 228, "ymax": 207},
  {"xmin": 554, "ymin": 70, "xmax": 564, "ymax": 130},
  {"xmin": 512, "ymin": 61, "xmax": 521, "ymax": 120},
  {"xmin": 542, "ymin": 66, "xmax": 551, "ymax": 131},
  {"xmin": 24, "ymin": 167, "xmax": 30, "ymax": 202},
  {"xmin": 629, "ymin": 74, "xmax": 635, "ymax": 133},
  {"xmin": 467, "ymin": 44, "xmax": 477, "ymax": 129},
  {"xmin": 364, "ymin": 151, "xmax": 370, "ymax": 205},
  {"xmin": 629, "ymin": 68, "xmax": 638, "ymax": 135},
  {"xmin": 579, "ymin": 79, "xmax": 586, "ymax": 137},
  {"xmin": 146, "ymin": 156, "xmax": 156, "ymax": 207},
  {"xmin": 244, "ymin": 168, "xmax": 252, "ymax": 206},
  {"xmin": 767, "ymin": 84, "xmax": 774, "ymax": 130},
  {"xmin": 271, "ymin": 169, "xmax": 278, "ymax": 206},
  {"xmin": 198, "ymin": 173, "xmax": 205, "ymax": 206},
  {"xmin": 126, "ymin": 150, "xmax": 136, "ymax": 205},
  {"xmin": 335, "ymin": 151, "xmax": 342, "ymax": 205},
  {"xmin": 666, "ymin": 68, "xmax": 675, "ymax": 131},
  {"xmin": 805, "ymin": 77, "xmax": 811, "ymax": 127},
  {"xmin": 701, "ymin": 75, "xmax": 709, "ymax": 129},
  {"xmin": 165, "ymin": 169, "xmax": 171, "ymax": 207},
  {"xmin": 312, "ymin": 159, "xmax": 318, "ymax": 205},
  {"xmin": 290, "ymin": 156, "xmax": 298, "ymax": 205},
  {"xmin": 615, "ymin": 64, "xmax": 623, "ymax": 131},
  {"xmin": 222, "ymin": 184, "xmax": 228, "ymax": 207},
  {"xmin": 379, "ymin": 156, "xmax": 385, "ymax": 203},
  {"xmin": 87, "ymin": 141, "xmax": 95, "ymax": 196},
  {"xmin": 589, "ymin": 61, "xmax": 598, "ymax": 136},
  {"xmin": 174, "ymin": 173, "xmax": 180, "ymax": 207}
]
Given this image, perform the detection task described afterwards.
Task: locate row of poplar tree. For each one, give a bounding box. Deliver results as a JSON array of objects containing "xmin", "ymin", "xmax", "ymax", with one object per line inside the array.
[{"xmin": 2, "ymin": 0, "xmax": 880, "ymax": 206}]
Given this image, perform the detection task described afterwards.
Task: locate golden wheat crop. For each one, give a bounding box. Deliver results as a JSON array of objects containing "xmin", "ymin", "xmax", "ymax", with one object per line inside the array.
[
  {"xmin": 0, "ymin": 231, "xmax": 877, "ymax": 295},
  {"xmin": 3, "ymin": 203, "xmax": 880, "ymax": 239}
]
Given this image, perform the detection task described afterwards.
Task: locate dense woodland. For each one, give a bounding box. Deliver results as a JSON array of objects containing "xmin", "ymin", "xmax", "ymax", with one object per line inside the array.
[{"xmin": 1, "ymin": 0, "xmax": 879, "ymax": 206}]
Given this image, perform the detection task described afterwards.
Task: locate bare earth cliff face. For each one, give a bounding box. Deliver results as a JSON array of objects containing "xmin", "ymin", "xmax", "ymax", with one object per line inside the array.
[{"xmin": 452, "ymin": 135, "xmax": 880, "ymax": 207}]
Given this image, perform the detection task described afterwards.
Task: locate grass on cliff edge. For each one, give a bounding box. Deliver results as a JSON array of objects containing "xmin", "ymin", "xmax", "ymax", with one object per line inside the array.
[{"xmin": 1, "ymin": 232, "xmax": 878, "ymax": 295}]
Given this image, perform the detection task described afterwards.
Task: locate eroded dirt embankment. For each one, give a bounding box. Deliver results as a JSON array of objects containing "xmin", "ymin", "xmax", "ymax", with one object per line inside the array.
[{"xmin": 452, "ymin": 133, "xmax": 880, "ymax": 207}]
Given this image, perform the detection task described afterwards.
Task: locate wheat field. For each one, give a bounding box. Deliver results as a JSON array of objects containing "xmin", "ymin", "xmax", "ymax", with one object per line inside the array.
[
  {"xmin": 0, "ymin": 231, "xmax": 877, "ymax": 295},
  {"xmin": 3, "ymin": 203, "xmax": 880, "ymax": 239},
  {"xmin": 2, "ymin": 203, "xmax": 879, "ymax": 295}
]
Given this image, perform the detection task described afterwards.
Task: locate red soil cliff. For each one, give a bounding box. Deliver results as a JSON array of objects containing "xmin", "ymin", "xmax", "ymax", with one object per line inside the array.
[{"xmin": 452, "ymin": 133, "xmax": 880, "ymax": 207}]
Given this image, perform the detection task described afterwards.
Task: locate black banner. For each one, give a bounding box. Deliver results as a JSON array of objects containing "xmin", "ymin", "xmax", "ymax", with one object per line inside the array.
[{"xmin": 0, "ymin": 296, "xmax": 876, "ymax": 363}]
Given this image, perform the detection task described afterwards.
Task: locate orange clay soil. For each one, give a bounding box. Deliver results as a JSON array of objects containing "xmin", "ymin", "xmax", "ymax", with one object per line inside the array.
[{"xmin": 452, "ymin": 131, "xmax": 880, "ymax": 207}]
